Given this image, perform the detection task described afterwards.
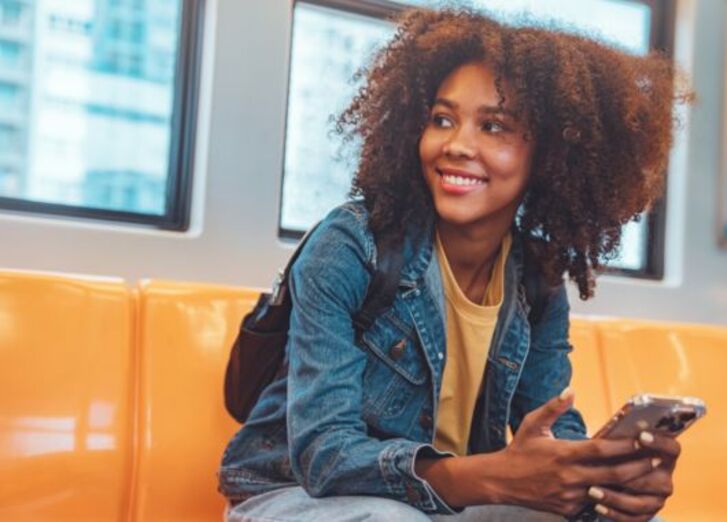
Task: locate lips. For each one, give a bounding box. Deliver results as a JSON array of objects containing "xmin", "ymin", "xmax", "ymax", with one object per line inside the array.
[
  {"xmin": 437, "ymin": 167, "xmax": 489, "ymax": 182},
  {"xmin": 436, "ymin": 167, "xmax": 489, "ymax": 194}
]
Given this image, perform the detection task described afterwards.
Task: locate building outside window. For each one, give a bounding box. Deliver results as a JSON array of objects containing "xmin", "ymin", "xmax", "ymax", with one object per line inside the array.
[{"xmin": 0, "ymin": 0, "xmax": 201, "ymax": 228}]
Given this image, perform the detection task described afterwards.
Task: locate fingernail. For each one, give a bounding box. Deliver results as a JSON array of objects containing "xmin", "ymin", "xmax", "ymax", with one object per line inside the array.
[
  {"xmin": 640, "ymin": 431, "xmax": 654, "ymax": 444},
  {"xmin": 559, "ymin": 387, "xmax": 574, "ymax": 401},
  {"xmin": 588, "ymin": 486, "xmax": 605, "ymax": 500},
  {"xmin": 595, "ymin": 504, "xmax": 609, "ymax": 516},
  {"xmin": 634, "ymin": 440, "xmax": 641, "ymax": 450},
  {"xmin": 652, "ymin": 457, "xmax": 662, "ymax": 468}
]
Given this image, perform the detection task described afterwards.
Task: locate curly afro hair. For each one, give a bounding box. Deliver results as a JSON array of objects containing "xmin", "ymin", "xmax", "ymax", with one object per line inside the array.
[{"xmin": 337, "ymin": 8, "xmax": 690, "ymax": 299}]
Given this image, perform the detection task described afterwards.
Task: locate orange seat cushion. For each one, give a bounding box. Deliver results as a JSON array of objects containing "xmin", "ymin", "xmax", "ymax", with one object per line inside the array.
[
  {"xmin": 132, "ymin": 280, "xmax": 259, "ymax": 522},
  {"xmin": 0, "ymin": 271, "xmax": 134, "ymax": 521},
  {"xmin": 570, "ymin": 317, "xmax": 611, "ymax": 434}
]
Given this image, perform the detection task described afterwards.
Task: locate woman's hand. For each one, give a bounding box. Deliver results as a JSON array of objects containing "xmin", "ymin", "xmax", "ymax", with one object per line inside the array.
[
  {"xmin": 482, "ymin": 389, "xmax": 657, "ymax": 518},
  {"xmin": 418, "ymin": 390, "xmax": 656, "ymax": 516},
  {"xmin": 416, "ymin": 390, "xmax": 663, "ymax": 516},
  {"xmin": 586, "ymin": 432, "xmax": 681, "ymax": 521}
]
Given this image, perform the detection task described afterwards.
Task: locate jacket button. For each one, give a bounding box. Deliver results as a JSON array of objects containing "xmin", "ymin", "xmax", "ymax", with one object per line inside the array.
[
  {"xmin": 389, "ymin": 339, "xmax": 406, "ymax": 360},
  {"xmin": 419, "ymin": 412, "xmax": 433, "ymax": 429}
]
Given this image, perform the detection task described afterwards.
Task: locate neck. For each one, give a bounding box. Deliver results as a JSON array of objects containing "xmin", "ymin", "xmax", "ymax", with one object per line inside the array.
[
  {"xmin": 437, "ymin": 211, "xmax": 515, "ymax": 272},
  {"xmin": 436, "ymin": 210, "xmax": 515, "ymax": 301}
]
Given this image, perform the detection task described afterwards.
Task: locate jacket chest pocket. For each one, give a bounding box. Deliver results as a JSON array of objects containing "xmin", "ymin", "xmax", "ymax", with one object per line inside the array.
[
  {"xmin": 358, "ymin": 310, "xmax": 428, "ymax": 423},
  {"xmin": 360, "ymin": 311, "xmax": 427, "ymax": 386}
]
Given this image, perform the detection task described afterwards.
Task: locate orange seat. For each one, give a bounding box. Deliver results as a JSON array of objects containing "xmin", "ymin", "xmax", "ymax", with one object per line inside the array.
[
  {"xmin": 131, "ymin": 280, "xmax": 259, "ymax": 522},
  {"xmin": 598, "ymin": 319, "xmax": 727, "ymax": 521},
  {"xmin": 569, "ymin": 317, "xmax": 611, "ymax": 434},
  {"xmin": 2, "ymin": 269, "xmax": 725, "ymax": 521},
  {"xmin": 0, "ymin": 270, "xmax": 134, "ymax": 521}
]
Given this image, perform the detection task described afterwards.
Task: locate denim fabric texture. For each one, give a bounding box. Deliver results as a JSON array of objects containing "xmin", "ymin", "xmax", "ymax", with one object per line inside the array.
[
  {"xmin": 224, "ymin": 486, "xmax": 567, "ymax": 522},
  {"xmin": 218, "ymin": 201, "xmax": 587, "ymax": 514}
]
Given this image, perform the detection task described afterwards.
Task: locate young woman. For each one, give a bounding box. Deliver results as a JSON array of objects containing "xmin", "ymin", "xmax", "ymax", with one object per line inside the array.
[{"xmin": 220, "ymin": 8, "xmax": 687, "ymax": 521}]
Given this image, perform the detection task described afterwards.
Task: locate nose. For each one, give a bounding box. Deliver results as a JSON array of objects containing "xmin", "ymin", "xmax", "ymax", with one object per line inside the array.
[{"xmin": 442, "ymin": 125, "xmax": 477, "ymax": 159}]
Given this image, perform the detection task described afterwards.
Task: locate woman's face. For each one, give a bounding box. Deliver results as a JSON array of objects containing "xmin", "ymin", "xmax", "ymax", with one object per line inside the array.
[{"xmin": 419, "ymin": 62, "xmax": 534, "ymax": 231}]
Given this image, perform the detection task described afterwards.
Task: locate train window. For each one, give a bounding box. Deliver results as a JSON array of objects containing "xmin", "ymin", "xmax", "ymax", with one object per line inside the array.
[
  {"xmin": 280, "ymin": 0, "xmax": 675, "ymax": 278},
  {"xmin": 0, "ymin": 0, "xmax": 205, "ymax": 230},
  {"xmin": 280, "ymin": 2, "xmax": 393, "ymax": 238}
]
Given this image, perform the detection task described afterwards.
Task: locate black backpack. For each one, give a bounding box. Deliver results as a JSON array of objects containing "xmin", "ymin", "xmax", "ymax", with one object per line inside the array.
[
  {"xmin": 223, "ymin": 224, "xmax": 405, "ymax": 424},
  {"xmin": 223, "ymin": 226, "xmax": 553, "ymax": 424}
]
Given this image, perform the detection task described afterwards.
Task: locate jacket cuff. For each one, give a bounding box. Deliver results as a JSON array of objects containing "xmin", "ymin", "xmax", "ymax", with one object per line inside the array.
[
  {"xmin": 379, "ymin": 440, "xmax": 463, "ymax": 514},
  {"xmin": 553, "ymin": 409, "xmax": 589, "ymax": 441},
  {"xmin": 554, "ymin": 427, "xmax": 589, "ymax": 441}
]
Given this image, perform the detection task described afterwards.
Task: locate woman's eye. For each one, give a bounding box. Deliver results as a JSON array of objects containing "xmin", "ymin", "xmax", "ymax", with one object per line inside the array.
[
  {"xmin": 482, "ymin": 120, "xmax": 506, "ymax": 133},
  {"xmin": 432, "ymin": 114, "xmax": 454, "ymax": 128}
]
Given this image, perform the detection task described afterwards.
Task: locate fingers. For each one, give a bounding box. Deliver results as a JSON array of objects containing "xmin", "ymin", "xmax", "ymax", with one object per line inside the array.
[
  {"xmin": 635, "ymin": 431, "xmax": 681, "ymax": 462},
  {"xmin": 579, "ymin": 456, "xmax": 658, "ymax": 486},
  {"xmin": 568, "ymin": 430, "xmax": 681, "ymax": 467},
  {"xmin": 569, "ymin": 437, "xmax": 641, "ymax": 463},
  {"xmin": 622, "ymin": 468, "xmax": 674, "ymax": 497},
  {"xmin": 588, "ymin": 486, "xmax": 666, "ymax": 522},
  {"xmin": 518, "ymin": 387, "xmax": 575, "ymax": 438}
]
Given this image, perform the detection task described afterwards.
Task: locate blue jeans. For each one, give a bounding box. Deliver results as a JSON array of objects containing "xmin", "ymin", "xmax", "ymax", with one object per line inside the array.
[{"xmin": 224, "ymin": 486, "xmax": 566, "ymax": 521}]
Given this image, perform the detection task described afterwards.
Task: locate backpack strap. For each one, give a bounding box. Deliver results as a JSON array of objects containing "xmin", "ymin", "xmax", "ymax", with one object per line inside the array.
[
  {"xmin": 279, "ymin": 220, "xmax": 403, "ymax": 334},
  {"xmin": 352, "ymin": 231, "xmax": 405, "ymax": 333},
  {"xmin": 522, "ymin": 241, "xmax": 558, "ymax": 325},
  {"xmin": 267, "ymin": 221, "xmax": 323, "ymax": 308}
]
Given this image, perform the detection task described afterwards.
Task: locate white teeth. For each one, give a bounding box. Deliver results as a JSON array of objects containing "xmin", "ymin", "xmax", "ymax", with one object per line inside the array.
[{"xmin": 442, "ymin": 174, "xmax": 486, "ymax": 186}]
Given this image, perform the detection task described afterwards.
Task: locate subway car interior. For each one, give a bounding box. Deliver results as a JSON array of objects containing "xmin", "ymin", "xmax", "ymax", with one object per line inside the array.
[{"xmin": 0, "ymin": 0, "xmax": 726, "ymax": 520}]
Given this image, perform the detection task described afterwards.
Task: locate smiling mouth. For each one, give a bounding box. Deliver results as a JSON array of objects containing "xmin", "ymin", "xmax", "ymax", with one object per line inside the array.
[{"xmin": 436, "ymin": 168, "xmax": 489, "ymax": 187}]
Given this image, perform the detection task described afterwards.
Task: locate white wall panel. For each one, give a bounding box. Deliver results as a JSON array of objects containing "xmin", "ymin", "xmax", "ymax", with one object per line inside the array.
[{"xmin": 0, "ymin": 0, "xmax": 725, "ymax": 325}]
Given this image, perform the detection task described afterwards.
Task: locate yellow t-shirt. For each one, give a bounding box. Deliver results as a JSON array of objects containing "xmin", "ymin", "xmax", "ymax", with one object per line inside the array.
[{"xmin": 433, "ymin": 231, "xmax": 511, "ymax": 456}]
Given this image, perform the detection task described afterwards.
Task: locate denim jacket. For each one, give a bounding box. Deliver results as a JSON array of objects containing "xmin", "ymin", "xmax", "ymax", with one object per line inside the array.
[{"xmin": 219, "ymin": 201, "xmax": 586, "ymax": 514}]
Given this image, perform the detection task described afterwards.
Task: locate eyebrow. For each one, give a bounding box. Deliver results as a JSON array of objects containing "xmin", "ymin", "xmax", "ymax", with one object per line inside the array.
[{"xmin": 433, "ymin": 97, "xmax": 516, "ymax": 117}]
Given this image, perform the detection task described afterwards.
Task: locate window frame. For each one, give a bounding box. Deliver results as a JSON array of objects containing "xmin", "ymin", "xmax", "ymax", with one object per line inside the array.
[
  {"xmin": 279, "ymin": 0, "xmax": 675, "ymax": 281},
  {"xmin": 0, "ymin": 0, "xmax": 206, "ymax": 231}
]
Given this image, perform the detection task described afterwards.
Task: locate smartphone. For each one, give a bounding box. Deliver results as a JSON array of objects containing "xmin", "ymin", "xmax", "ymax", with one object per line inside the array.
[
  {"xmin": 568, "ymin": 394, "xmax": 707, "ymax": 522},
  {"xmin": 594, "ymin": 394, "xmax": 707, "ymax": 439}
]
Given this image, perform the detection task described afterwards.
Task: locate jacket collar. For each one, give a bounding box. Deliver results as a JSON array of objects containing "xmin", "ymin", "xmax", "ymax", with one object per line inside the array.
[{"xmin": 399, "ymin": 213, "xmax": 436, "ymax": 287}]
